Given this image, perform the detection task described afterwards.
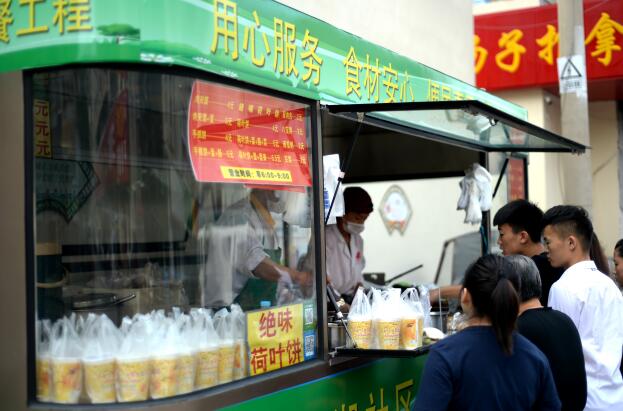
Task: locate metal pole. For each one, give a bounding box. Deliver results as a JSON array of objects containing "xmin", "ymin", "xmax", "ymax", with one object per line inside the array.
[{"xmin": 558, "ymin": 0, "xmax": 593, "ymax": 213}]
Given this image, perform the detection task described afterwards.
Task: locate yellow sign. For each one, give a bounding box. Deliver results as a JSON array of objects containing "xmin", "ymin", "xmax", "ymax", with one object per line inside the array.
[
  {"xmin": 220, "ymin": 166, "xmax": 292, "ymax": 183},
  {"xmin": 247, "ymin": 303, "xmax": 304, "ymax": 376}
]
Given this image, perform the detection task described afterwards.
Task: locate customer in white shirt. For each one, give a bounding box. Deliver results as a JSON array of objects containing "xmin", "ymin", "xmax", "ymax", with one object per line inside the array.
[
  {"xmin": 325, "ymin": 186, "xmax": 373, "ymax": 300},
  {"xmin": 542, "ymin": 205, "xmax": 623, "ymax": 411}
]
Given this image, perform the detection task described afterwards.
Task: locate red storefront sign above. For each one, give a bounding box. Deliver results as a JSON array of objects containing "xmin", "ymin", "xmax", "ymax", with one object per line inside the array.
[
  {"xmin": 187, "ymin": 81, "xmax": 311, "ymax": 188},
  {"xmin": 475, "ymin": 0, "xmax": 623, "ymax": 91}
]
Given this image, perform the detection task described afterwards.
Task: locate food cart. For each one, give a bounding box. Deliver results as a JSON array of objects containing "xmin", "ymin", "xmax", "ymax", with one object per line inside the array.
[{"xmin": 0, "ymin": 1, "xmax": 585, "ymax": 410}]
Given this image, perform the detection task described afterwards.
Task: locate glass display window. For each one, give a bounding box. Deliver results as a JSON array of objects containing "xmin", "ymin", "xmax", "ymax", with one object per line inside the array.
[{"xmin": 30, "ymin": 67, "xmax": 319, "ymax": 404}]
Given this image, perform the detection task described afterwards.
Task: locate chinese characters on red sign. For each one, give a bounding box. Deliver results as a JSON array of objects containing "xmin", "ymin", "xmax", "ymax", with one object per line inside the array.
[
  {"xmin": 187, "ymin": 80, "xmax": 312, "ymax": 188},
  {"xmin": 475, "ymin": 0, "xmax": 623, "ymax": 90},
  {"xmin": 247, "ymin": 303, "xmax": 304, "ymax": 376}
]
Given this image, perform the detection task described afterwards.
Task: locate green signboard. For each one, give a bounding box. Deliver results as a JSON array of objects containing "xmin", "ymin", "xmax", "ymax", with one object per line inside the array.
[
  {"xmin": 0, "ymin": 0, "xmax": 526, "ymax": 119},
  {"xmin": 223, "ymin": 356, "xmax": 427, "ymax": 411}
]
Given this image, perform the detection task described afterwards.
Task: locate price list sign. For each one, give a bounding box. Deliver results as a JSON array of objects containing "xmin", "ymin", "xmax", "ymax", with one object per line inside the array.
[{"xmin": 187, "ymin": 81, "xmax": 312, "ymax": 188}]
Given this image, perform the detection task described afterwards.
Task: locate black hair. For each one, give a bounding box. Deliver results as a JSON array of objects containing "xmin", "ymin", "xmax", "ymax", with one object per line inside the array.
[
  {"xmin": 505, "ymin": 255, "xmax": 541, "ymax": 302},
  {"xmin": 463, "ymin": 254, "xmax": 520, "ymax": 355},
  {"xmin": 615, "ymin": 239, "xmax": 623, "ymax": 258},
  {"xmin": 590, "ymin": 233, "xmax": 610, "ymax": 275},
  {"xmin": 343, "ymin": 186, "xmax": 373, "ymax": 214},
  {"xmin": 542, "ymin": 205, "xmax": 593, "ymax": 250},
  {"xmin": 542, "ymin": 205, "xmax": 610, "ymax": 274},
  {"xmin": 493, "ymin": 200, "xmax": 544, "ymax": 243}
]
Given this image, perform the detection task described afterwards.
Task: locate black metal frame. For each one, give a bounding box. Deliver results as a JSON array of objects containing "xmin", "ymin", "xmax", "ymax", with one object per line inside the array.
[
  {"xmin": 325, "ymin": 100, "xmax": 587, "ymax": 153},
  {"xmin": 334, "ymin": 345, "xmax": 431, "ymax": 359},
  {"xmin": 23, "ymin": 63, "xmax": 339, "ymax": 409}
]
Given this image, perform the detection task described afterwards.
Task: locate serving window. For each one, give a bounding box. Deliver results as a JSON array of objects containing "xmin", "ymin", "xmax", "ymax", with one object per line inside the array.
[{"xmin": 30, "ymin": 67, "xmax": 319, "ymax": 404}]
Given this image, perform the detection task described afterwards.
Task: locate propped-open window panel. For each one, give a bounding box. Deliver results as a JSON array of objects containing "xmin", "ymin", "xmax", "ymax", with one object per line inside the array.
[{"xmin": 325, "ymin": 101, "xmax": 586, "ymax": 154}]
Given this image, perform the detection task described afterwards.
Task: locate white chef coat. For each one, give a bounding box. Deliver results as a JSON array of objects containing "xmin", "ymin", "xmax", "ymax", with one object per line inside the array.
[
  {"xmin": 204, "ymin": 197, "xmax": 278, "ymax": 307},
  {"xmin": 548, "ymin": 260, "xmax": 623, "ymax": 411},
  {"xmin": 325, "ymin": 224, "xmax": 365, "ymax": 296}
]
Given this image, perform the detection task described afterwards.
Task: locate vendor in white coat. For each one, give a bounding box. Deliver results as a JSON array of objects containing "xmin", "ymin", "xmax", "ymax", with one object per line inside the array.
[{"xmin": 326, "ymin": 187, "xmax": 374, "ymax": 300}]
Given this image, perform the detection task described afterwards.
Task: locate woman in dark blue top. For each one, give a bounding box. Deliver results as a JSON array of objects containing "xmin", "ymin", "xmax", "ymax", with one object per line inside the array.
[{"xmin": 414, "ymin": 254, "xmax": 561, "ymax": 411}]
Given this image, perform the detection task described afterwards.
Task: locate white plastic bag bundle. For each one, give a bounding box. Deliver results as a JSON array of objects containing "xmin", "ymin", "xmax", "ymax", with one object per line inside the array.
[
  {"xmin": 116, "ymin": 315, "xmax": 153, "ymax": 402},
  {"xmin": 36, "ymin": 320, "xmax": 53, "ymax": 402},
  {"xmin": 213, "ymin": 308, "xmax": 235, "ymax": 383},
  {"xmin": 323, "ymin": 154, "xmax": 345, "ymax": 225},
  {"xmin": 192, "ymin": 309, "xmax": 221, "ymax": 390},
  {"xmin": 82, "ymin": 314, "xmax": 121, "ymax": 403},
  {"xmin": 230, "ymin": 304, "xmax": 247, "ymax": 380},
  {"xmin": 473, "ymin": 164, "xmax": 492, "ymax": 211},
  {"xmin": 400, "ymin": 288, "xmax": 425, "ymax": 349},
  {"xmin": 370, "ymin": 288, "xmax": 402, "ymax": 350},
  {"xmin": 49, "ymin": 316, "xmax": 83, "ymax": 403},
  {"xmin": 457, "ymin": 163, "xmax": 492, "ymax": 225},
  {"xmin": 347, "ymin": 287, "xmax": 372, "ymax": 349}
]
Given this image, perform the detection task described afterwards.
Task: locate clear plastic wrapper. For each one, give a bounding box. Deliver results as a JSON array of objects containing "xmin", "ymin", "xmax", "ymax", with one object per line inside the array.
[
  {"xmin": 49, "ymin": 316, "xmax": 83, "ymax": 404},
  {"xmin": 370, "ymin": 289, "xmax": 402, "ymax": 350},
  {"xmin": 347, "ymin": 287, "xmax": 372, "ymax": 349},
  {"xmin": 82, "ymin": 314, "xmax": 121, "ymax": 403},
  {"xmin": 230, "ymin": 304, "xmax": 248, "ymax": 380},
  {"xmin": 150, "ymin": 317, "xmax": 183, "ymax": 399},
  {"xmin": 214, "ymin": 308, "xmax": 234, "ymax": 383},
  {"xmin": 417, "ymin": 285, "xmax": 433, "ymax": 328},
  {"xmin": 400, "ymin": 288, "xmax": 425, "ymax": 349},
  {"xmin": 116, "ymin": 315, "xmax": 153, "ymax": 402},
  {"xmin": 36, "ymin": 320, "xmax": 53, "ymax": 402},
  {"xmin": 174, "ymin": 313, "xmax": 197, "ymax": 395},
  {"xmin": 191, "ymin": 309, "xmax": 221, "ymax": 390}
]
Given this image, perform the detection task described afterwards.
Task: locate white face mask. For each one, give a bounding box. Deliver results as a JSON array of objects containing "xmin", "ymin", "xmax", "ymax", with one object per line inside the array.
[{"xmin": 344, "ymin": 221, "xmax": 365, "ymax": 235}]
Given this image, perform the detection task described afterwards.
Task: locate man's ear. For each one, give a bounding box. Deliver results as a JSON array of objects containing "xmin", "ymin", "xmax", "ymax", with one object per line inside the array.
[
  {"xmin": 519, "ymin": 230, "xmax": 530, "ymax": 244},
  {"xmin": 460, "ymin": 287, "xmax": 471, "ymax": 307},
  {"xmin": 568, "ymin": 235, "xmax": 579, "ymax": 252}
]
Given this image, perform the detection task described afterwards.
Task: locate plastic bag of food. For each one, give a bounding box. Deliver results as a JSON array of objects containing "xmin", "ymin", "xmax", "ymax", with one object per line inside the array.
[
  {"xmin": 230, "ymin": 304, "xmax": 248, "ymax": 380},
  {"xmin": 149, "ymin": 317, "xmax": 182, "ymax": 399},
  {"xmin": 192, "ymin": 309, "xmax": 220, "ymax": 390},
  {"xmin": 116, "ymin": 316, "xmax": 153, "ymax": 402},
  {"xmin": 347, "ymin": 287, "xmax": 372, "ymax": 349},
  {"xmin": 370, "ymin": 288, "xmax": 402, "ymax": 350},
  {"xmin": 174, "ymin": 313, "xmax": 197, "ymax": 395},
  {"xmin": 36, "ymin": 320, "xmax": 53, "ymax": 402},
  {"xmin": 82, "ymin": 314, "xmax": 121, "ymax": 403},
  {"xmin": 49, "ymin": 316, "xmax": 83, "ymax": 404},
  {"xmin": 214, "ymin": 308, "xmax": 235, "ymax": 384},
  {"xmin": 400, "ymin": 288, "xmax": 425, "ymax": 349}
]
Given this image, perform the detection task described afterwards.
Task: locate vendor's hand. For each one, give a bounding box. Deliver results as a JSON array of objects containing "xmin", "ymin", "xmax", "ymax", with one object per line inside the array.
[{"xmin": 291, "ymin": 270, "xmax": 313, "ymax": 287}]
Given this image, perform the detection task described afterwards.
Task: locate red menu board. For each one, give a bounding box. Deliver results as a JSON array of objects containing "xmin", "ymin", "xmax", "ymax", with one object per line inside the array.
[
  {"xmin": 508, "ymin": 157, "xmax": 526, "ymax": 200},
  {"xmin": 187, "ymin": 81, "xmax": 311, "ymax": 188}
]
